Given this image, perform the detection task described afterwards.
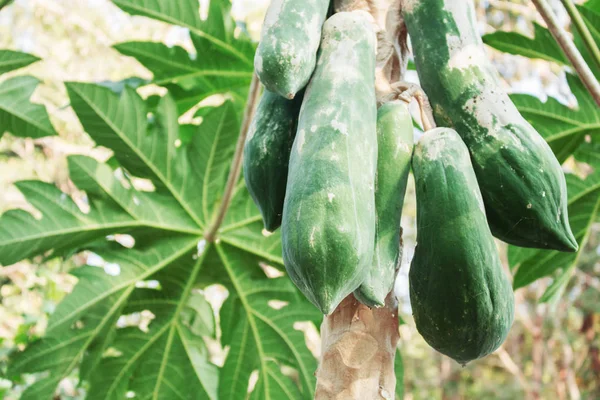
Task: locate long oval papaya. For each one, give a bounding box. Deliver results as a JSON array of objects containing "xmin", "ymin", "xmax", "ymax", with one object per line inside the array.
[
  {"xmin": 282, "ymin": 11, "xmax": 378, "ymax": 315},
  {"xmin": 243, "ymin": 90, "xmax": 302, "ymax": 232},
  {"xmin": 410, "ymin": 128, "xmax": 515, "ymax": 365},
  {"xmin": 403, "ymin": 0, "xmax": 577, "ymax": 252},
  {"xmin": 254, "ymin": 0, "xmax": 330, "ymax": 99},
  {"xmin": 354, "ymin": 101, "xmax": 413, "ymax": 308}
]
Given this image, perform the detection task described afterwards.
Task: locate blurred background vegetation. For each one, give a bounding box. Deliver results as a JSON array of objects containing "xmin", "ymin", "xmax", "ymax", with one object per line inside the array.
[{"xmin": 0, "ymin": 0, "xmax": 598, "ymax": 399}]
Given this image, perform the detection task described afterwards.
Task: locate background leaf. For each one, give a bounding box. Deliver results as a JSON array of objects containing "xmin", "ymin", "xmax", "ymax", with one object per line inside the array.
[
  {"xmin": 511, "ymin": 75, "xmax": 600, "ymax": 163},
  {"xmin": 0, "ymin": 49, "xmax": 40, "ymax": 75},
  {"xmin": 483, "ymin": 23, "xmax": 568, "ymax": 65},
  {"xmin": 0, "ymin": 76, "xmax": 56, "ymax": 139}
]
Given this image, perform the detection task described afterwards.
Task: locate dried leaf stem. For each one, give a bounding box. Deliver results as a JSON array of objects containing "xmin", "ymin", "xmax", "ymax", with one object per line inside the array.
[
  {"xmin": 559, "ymin": 0, "xmax": 600, "ymax": 72},
  {"xmin": 532, "ymin": 0, "xmax": 600, "ymax": 106}
]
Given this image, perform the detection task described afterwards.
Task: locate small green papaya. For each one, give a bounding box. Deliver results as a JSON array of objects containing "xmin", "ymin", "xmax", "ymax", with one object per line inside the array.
[
  {"xmin": 354, "ymin": 101, "xmax": 414, "ymax": 308},
  {"xmin": 404, "ymin": 0, "xmax": 577, "ymax": 252},
  {"xmin": 282, "ymin": 11, "xmax": 378, "ymax": 315},
  {"xmin": 255, "ymin": 0, "xmax": 330, "ymax": 99},
  {"xmin": 243, "ymin": 90, "xmax": 302, "ymax": 232},
  {"xmin": 410, "ymin": 128, "xmax": 514, "ymax": 365}
]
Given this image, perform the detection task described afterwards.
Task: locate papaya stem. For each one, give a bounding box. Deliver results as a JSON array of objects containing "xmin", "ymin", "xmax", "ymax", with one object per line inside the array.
[
  {"xmin": 392, "ymin": 82, "xmax": 436, "ymax": 131},
  {"xmin": 315, "ymin": 293, "xmax": 400, "ymax": 399},
  {"xmin": 532, "ymin": 0, "xmax": 600, "ymax": 106},
  {"xmin": 204, "ymin": 73, "xmax": 261, "ymax": 242},
  {"xmin": 559, "ymin": 0, "xmax": 600, "ymax": 72}
]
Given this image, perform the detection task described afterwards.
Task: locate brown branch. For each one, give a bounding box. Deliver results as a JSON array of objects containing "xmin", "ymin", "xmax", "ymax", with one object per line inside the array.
[
  {"xmin": 496, "ymin": 347, "xmax": 530, "ymax": 392},
  {"xmin": 532, "ymin": 0, "xmax": 600, "ymax": 106},
  {"xmin": 204, "ymin": 73, "xmax": 261, "ymax": 242},
  {"xmin": 531, "ymin": 311, "xmax": 544, "ymax": 400}
]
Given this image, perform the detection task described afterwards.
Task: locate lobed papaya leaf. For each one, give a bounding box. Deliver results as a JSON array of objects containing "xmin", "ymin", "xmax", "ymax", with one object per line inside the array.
[
  {"xmin": 511, "ymin": 141, "xmax": 600, "ymax": 296},
  {"xmin": 511, "ymin": 75, "xmax": 600, "ymax": 163},
  {"xmin": 3, "ymin": 75, "xmax": 319, "ymax": 398}
]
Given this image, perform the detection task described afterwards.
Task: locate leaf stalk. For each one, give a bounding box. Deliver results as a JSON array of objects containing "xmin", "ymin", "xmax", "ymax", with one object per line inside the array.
[
  {"xmin": 204, "ymin": 73, "xmax": 261, "ymax": 242},
  {"xmin": 559, "ymin": 0, "xmax": 600, "ymax": 72},
  {"xmin": 532, "ymin": 0, "xmax": 600, "ymax": 106}
]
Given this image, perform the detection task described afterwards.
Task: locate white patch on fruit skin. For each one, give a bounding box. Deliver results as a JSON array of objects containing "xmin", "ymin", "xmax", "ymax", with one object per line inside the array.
[
  {"xmin": 296, "ymin": 129, "xmax": 306, "ymax": 153},
  {"xmin": 262, "ymin": 0, "xmax": 285, "ymax": 32},
  {"xmin": 474, "ymin": 189, "xmax": 486, "ymax": 214},
  {"xmin": 447, "ymin": 44, "xmax": 484, "ymax": 70},
  {"xmin": 328, "ymin": 193, "xmax": 335, "ymax": 202},
  {"xmin": 527, "ymin": 203, "xmax": 533, "ymax": 209},
  {"xmin": 421, "ymin": 137, "xmax": 446, "ymax": 160},
  {"xmin": 254, "ymin": 54, "xmax": 263, "ymax": 74},
  {"xmin": 542, "ymin": 191, "xmax": 546, "ymax": 197},
  {"xmin": 331, "ymin": 119, "xmax": 349, "ymax": 136}
]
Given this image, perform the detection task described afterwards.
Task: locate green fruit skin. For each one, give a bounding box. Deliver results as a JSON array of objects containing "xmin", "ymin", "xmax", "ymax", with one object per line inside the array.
[
  {"xmin": 354, "ymin": 101, "xmax": 414, "ymax": 308},
  {"xmin": 404, "ymin": 0, "xmax": 577, "ymax": 252},
  {"xmin": 255, "ymin": 0, "xmax": 330, "ymax": 99},
  {"xmin": 243, "ymin": 90, "xmax": 302, "ymax": 232},
  {"xmin": 410, "ymin": 128, "xmax": 515, "ymax": 365},
  {"xmin": 282, "ymin": 11, "xmax": 378, "ymax": 315}
]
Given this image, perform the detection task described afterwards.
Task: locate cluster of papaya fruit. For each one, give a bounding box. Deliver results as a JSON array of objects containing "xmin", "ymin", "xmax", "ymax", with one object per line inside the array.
[{"xmin": 243, "ymin": 0, "xmax": 577, "ymax": 364}]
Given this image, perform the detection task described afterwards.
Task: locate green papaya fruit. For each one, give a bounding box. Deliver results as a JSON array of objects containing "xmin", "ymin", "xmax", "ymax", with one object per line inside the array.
[
  {"xmin": 354, "ymin": 101, "xmax": 414, "ymax": 308},
  {"xmin": 243, "ymin": 90, "xmax": 302, "ymax": 232},
  {"xmin": 255, "ymin": 0, "xmax": 330, "ymax": 99},
  {"xmin": 282, "ymin": 11, "xmax": 378, "ymax": 315},
  {"xmin": 404, "ymin": 0, "xmax": 577, "ymax": 252},
  {"xmin": 410, "ymin": 127, "xmax": 515, "ymax": 365}
]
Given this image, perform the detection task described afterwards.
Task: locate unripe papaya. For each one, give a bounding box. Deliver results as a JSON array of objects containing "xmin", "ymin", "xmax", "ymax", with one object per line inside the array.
[
  {"xmin": 243, "ymin": 90, "xmax": 302, "ymax": 232},
  {"xmin": 410, "ymin": 128, "xmax": 514, "ymax": 365},
  {"xmin": 354, "ymin": 101, "xmax": 413, "ymax": 308},
  {"xmin": 404, "ymin": 0, "xmax": 577, "ymax": 252},
  {"xmin": 282, "ymin": 11, "xmax": 378, "ymax": 315},
  {"xmin": 255, "ymin": 0, "xmax": 330, "ymax": 99}
]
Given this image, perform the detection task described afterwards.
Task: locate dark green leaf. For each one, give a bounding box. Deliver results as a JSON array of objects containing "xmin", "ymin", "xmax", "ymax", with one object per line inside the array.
[
  {"xmin": 512, "ymin": 75, "xmax": 600, "ymax": 163},
  {"xmin": 511, "ymin": 160, "xmax": 600, "ymax": 290},
  {"xmin": 0, "ymin": 50, "xmax": 40, "ymax": 75},
  {"xmin": 0, "ymin": 76, "xmax": 56, "ymax": 139},
  {"xmin": 483, "ymin": 23, "xmax": 568, "ymax": 65}
]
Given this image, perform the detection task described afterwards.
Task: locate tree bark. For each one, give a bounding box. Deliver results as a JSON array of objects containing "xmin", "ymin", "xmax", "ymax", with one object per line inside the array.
[{"xmin": 315, "ymin": 294, "xmax": 400, "ymax": 399}]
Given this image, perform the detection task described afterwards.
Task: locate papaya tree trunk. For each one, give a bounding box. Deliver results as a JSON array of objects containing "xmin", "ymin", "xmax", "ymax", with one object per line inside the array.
[{"xmin": 315, "ymin": 294, "xmax": 400, "ymax": 399}]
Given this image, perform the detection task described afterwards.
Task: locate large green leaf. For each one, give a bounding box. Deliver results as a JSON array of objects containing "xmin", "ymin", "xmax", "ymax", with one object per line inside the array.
[
  {"xmin": 3, "ymin": 80, "xmax": 319, "ymax": 399},
  {"xmin": 112, "ymin": 0, "xmax": 255, "ymax": 114},
  {"xmin": 111, "ymin": 0, "xmax": 253, "ymax": 66},
  {"xmin": 0, "ymin": 76, "xmax": 56, "ymax": 139},
  {"xmin": 0, "ymin": 50, "xmax": 40, "ymax": 75},
  {"xmin": 217, "ymin": 244, "xmax": 318, "ymax": 399},
  {"xmin": 511, "ymin": 75, "xmax": 600, "ymax": 163},
  {"xmin": 483, "ymin": 23, "xmax": 568, "ymax": 65},
  {"xmin": 510, "ymin": 142, "xmax": 600, "ymax": 297}
]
